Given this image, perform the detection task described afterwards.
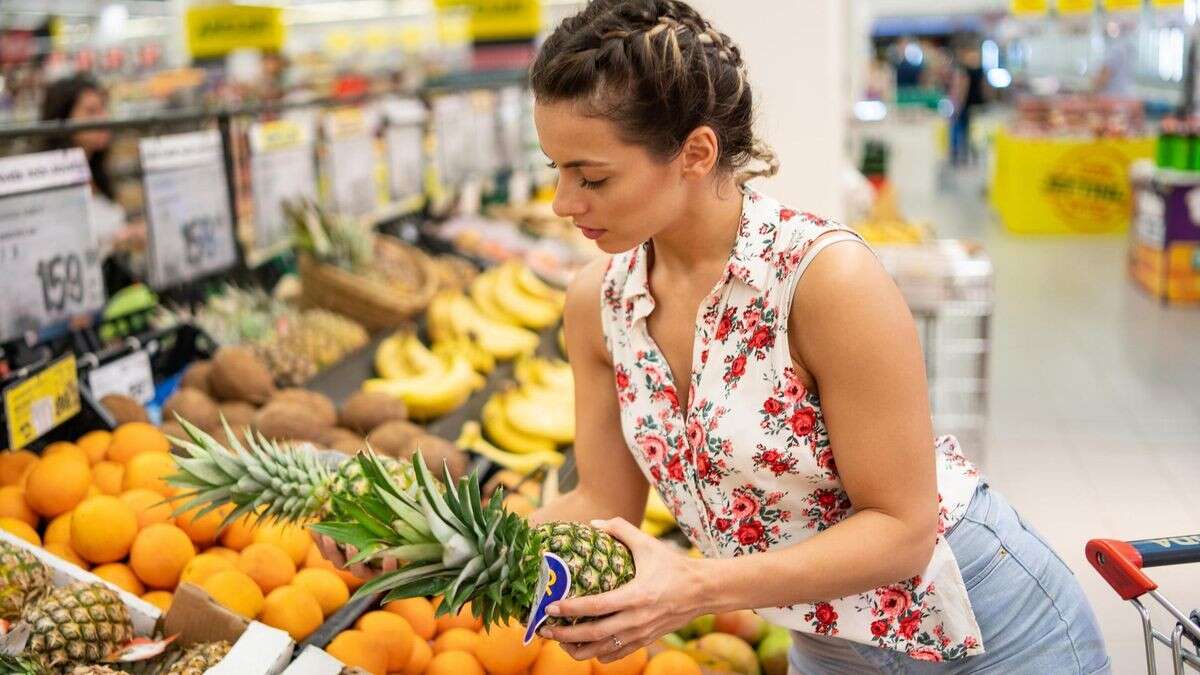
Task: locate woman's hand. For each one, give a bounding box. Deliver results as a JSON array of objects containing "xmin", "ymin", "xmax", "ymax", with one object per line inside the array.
[
  {"xmin": 537, "ymin": 518, "xmax": 712, "ymax": 663},
  {"xmin": 310, "ymin": 532, "xmax": 399, "ymax": 581}
]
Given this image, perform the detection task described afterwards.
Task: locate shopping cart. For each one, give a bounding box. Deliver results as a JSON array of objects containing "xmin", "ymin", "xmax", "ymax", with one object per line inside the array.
[{"xmin": 1087, "ymin": 536, "xmax": 1200, "ymax": 674}]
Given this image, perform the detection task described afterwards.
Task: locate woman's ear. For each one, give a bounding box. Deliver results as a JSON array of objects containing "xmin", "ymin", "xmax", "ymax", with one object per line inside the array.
[{"xmin": 679, "ymin": 125, "xmax": 720, "ymax": 180}]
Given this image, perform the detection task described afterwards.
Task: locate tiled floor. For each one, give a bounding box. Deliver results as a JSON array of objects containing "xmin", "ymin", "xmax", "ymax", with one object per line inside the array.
[{"xmin": 902, "ymin": 165, "xmax": 1200, "ymax": 673}]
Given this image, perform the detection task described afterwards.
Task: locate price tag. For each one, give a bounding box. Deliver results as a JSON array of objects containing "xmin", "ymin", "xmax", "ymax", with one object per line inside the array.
[
  {"xmin": 246, "ymin": 120, "xmax": 317, "ymax": 265},
  {"xmin": 140, "ymin": 130, "xmax": 238, "ymax": 288},
  {"xmin": 383, "ymin": 98, "xmax": 427, "ymax": 205},
  {"xmin": 3, "ymin": 354, "xmax": 80, "ymax": 449},
  {"xmin": 323, "ymin": 108, "xmax": 377, "ymax": 218},
  {"xmin": 432, "ymin": 95, "xmax": 470, "ymax": 187},
  {"xmin": 0, "ymin": 149, "xmax": 105, "ymax": 343},
  {"xmin": 470, "ymin": 91, "xmax": 500, "ymax": 178},
  {"xmin": 87, "ymin": 350, "xmax": 154, "ymax": 404}
]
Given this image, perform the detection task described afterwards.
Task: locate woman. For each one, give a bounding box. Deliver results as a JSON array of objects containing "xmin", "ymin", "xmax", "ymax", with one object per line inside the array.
[
  {"xmin": 41, "ymin": 73, "xmax": 145, "ymax": 293},
  {"xmin": 317, "ymin": 1, "xmax": 1109, "ymax": 672}
]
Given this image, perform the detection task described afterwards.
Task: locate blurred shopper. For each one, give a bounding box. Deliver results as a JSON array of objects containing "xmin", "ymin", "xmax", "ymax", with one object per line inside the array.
[
  {"xmin": 317, "ymin": 2, "xmax": 1110, "ymax": 672},
  {"xmin": 1093, "ymin": 24, "xmax": 1136, "ymax": 98},
  {"xmin": 949, "ymin": 42, "xmax": 987, "ymax": 166}
]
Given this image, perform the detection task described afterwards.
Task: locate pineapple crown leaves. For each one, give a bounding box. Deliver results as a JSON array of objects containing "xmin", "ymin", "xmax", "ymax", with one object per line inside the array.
[{"xmin": 165, "ymin": 415, "xmax": 332, "ymax": 529}]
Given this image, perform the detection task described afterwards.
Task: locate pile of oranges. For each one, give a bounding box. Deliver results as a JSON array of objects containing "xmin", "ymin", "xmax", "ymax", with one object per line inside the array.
[
  {"xmin": 326, "ymin": 596, "xmax": 701, "ymax": 675},
  {"xmin": 0, "ymin": 423, "xmax": 357, "ymax": 643}
]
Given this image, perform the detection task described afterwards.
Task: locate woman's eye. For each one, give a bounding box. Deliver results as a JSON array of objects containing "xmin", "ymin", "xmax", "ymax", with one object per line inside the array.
[
  {"xmin": 546, "ymin": 161, "xmax": 558, "ymax": 169},
  {"xmin": 579, "ymin": 177, "xmax": 607, "ymax": 190}
]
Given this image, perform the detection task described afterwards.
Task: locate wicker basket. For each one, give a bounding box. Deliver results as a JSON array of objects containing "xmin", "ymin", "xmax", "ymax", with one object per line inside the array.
[{"xmin": 299, "ymin": 236, "xmax": 439, "ymax": 332}]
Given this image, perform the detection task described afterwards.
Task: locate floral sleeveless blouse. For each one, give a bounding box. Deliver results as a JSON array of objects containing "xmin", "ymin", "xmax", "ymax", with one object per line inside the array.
[{"xmin": 599, "ymin": 189, "xmax": 984, "ymax": 661}]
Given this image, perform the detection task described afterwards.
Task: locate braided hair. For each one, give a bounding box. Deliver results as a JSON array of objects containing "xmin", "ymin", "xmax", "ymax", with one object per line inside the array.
[{"xmin": 530, "ymin": 0, "xmax": 779, "ymax": 186}]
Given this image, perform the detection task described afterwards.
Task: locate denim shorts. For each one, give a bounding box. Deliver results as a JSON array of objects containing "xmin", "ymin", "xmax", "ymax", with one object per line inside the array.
[{"xmin": 789, "ymin": 483, "xmax": 1111, "ymax": 674}]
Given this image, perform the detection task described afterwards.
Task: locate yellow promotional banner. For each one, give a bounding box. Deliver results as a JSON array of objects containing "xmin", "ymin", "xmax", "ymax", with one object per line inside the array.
[
  {"xmin": 1012, "ymin": 0, "xmax": 1050, "ymax": 15},
  {"xmin": 185, "ymin": 5, "xmax": 285, "ymax": 59},
  {"xmin": 991, "ymin": 131, "xmax": 1155, "ymax": 235},
  {"xmin": 434, "ymin": 0, "xmax": 542, "ymax": 42},
  {"xmin": 1057, "ymin": 0, "xmax": 1096, "ymax": 14},
  {"xmin": 1103, "ymin": 0, "xmax": 1143, "ymax": 11},
  {"xmin": 3, "ymin": 355, "xmax": 80, "ymax": 449},
  {"xmin": 1152, "ymin": 0, "xmax": 1184, "ymax": 8}
]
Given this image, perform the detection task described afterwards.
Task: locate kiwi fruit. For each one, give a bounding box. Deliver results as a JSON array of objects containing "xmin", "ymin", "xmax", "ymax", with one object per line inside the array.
[
  {"xmin": 338, "ymin": 392, "xmax": 408, "ymax": 435},
  {"xmin": 270, "ymin": 389, "xmax": 337, "ymax": 428},
  {"xmin": 252, "ymin": 400, "xmax": 324, "ymax": 443},
  {"xmin": 217, "ymin": 401, "xmax": 258, "ymax": 431},
  {"xmin": 364, "ymin": 420, "xmax": 424, "ymax": 458},
  {"xmin": 100, "ymin": 394, "xmax": 149, "ymax": 424},
  {"xmin": 163, "ymin": 388, "xmax": 220, "ymax": 432},
  {"xmin": 317, "ymin": 427, "xmax": 366, "ymax": 456},
  {"xmin": 180, "ymin": 360, "xmax": 214, "ymax": 397},
  {"xmin": 404, "ymin": 434, "xmax": 468, "ymax": 480},
  {"xmin": 208, "ymin": 346, "xmax": 275, "ymax": 404}
]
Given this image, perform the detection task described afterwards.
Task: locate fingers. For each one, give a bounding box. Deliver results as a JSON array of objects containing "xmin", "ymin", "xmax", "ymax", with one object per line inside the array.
[
  {"xmin": 541, "ymin": 610, "xmax": 642, "ymax": 645},
  {"xmin": 593, "ymin": 517, "xmax": 659, "ymax": 557},
  {"xmin": 315, "ymin": 535, "xmax": 347, "ymax": 568},
  {"xmin": 549, "ymin": 581, "xmax": 643, "ymax": 620},
  {"xmin": 556, "ymin": 628, "xmax": 648, "ymax": 662}
]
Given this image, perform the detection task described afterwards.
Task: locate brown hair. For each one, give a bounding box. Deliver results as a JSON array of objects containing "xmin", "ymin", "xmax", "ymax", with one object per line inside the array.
[{"xmin": 530, "ymin": 0, "xmax": 778, "ymax": 185}]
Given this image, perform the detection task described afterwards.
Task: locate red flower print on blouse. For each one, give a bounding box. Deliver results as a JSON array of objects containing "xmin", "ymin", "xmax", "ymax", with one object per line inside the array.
[
  {"xmin": 782, "ymin": 368, "xmax": 807, "ymax": 401},
  {"xmin": 779, "ymin": 207, "xmax": 797, "ymax": 221},
  {"xmin": 763, "ymin": 397, "xmax": 784, "ymax": 415},
  {"xmin": 909, "ymin": 647, "xmax": 944, "ymax": 662},
  {"xmin": 715, "ymin": 307, "xmax": 736, "ymax": 341},
  {"xmin": 727, "ymin": 354, "xmax": 747, "ymax": 381},
  {"xmin": 898, "ymin": 611, "xmax": 922, "ymax": 640},
  {"xmin": 748, "ymin": 325, "xmax": 774, "ymax": 350},
  {"xmin": 615, "ymin": 367, "xmax": 630, "ymax": 390},
  {"xmin": 662, "ymin": 386, "xmax": 680, "ymax": 409},
  {"xmin": 666, "ymin": 455, "xmax": 685, "ymax": 481},
  {"xmin": 694, "ymin": 451, "xmax": 711, "ymax": 478},
  {"xmin": 736, "ymin": 520, "xmax": 764, "ymax": 546},
  {"xmin": 878, "ymin": 587, "xmax": 911, "ymax": 619},
  {"xmin": 731, "ymin": 493, "xmax": 760, "ymax": 520},
  {"xmin": 687, "ymin": 419, "xmax": 705, "ymax": 449},
  {"xmin": 789, "ymin": 408, "xmax": 816, "ymax": 437},
  {"xmin": 639, "ymin": 434, "xmax": 668, "ymax": 464},
  {"xmin": 804, "ymin": 602, "xmax": 838, "ymax": 635},
  {"xmin": 715, "ymin": 517, "xmax": 732, "ymax": 532},
  {"xmin": 870, "ymin": 619, "xmax": 890, "ymax": 638},
  {"xmin": 753, "ymin": 445, "xmax": 799, "ymax": 477}
]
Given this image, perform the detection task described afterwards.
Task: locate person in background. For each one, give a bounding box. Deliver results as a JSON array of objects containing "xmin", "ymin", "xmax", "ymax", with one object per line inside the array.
[
  {"xmin": 949, "ymin": 42, "xmax": 987, "ymax": 166},
  {"xmin": 1093, "ymin": 24, "xmax": 1136, "ymax": 98},
  {"xmin": 40, "ymin": 73, "xmax": 145, "ymax": 294}
]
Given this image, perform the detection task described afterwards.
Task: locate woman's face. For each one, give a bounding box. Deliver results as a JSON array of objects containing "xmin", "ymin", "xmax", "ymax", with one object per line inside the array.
[
  {"xmin": 70, "ymin": 89, "xmax": 111, "ymax": 154},
  {"xmin": 534, "ymin": 100, "xmax": 689, "ymax": 254}
]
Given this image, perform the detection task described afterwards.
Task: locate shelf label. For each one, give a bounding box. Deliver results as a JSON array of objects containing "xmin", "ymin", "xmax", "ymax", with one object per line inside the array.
[
  {"xmin": 87, "ymin": 350, "xmax": 154, "ymax": 405},
  {"xmin": 246, "ymin": 120, "xmax": 316, "ymax": 265},
  {"xmin": 383, "ymin": 98, "xmax": 427, "ymax": 205},
  {"xmin": 4, "ymin": 354, "xmax": 80, "ymax": 449},
  {"xmin": 324, "ymin": 108, "xmax": 377, "ymax": 218}
]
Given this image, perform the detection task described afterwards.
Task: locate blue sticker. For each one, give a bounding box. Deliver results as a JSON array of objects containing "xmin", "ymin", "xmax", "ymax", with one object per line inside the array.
[{"xmin": 523, "ymin": 552, "xmax": 571, "ymax": 645}]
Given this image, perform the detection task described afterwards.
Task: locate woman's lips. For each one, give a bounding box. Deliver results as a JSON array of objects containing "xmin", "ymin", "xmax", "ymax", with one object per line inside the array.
[{"xmin": 577, "ymin": 226, "xmax": 605, "ymax": 240}]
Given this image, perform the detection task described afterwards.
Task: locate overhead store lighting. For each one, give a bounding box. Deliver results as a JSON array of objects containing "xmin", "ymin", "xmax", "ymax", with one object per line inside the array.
[
  {"xmin": 853, "ymin": 100, "xmax": 888, "ymax": 122},
  {"xmin": 987, "ymin": 67, "xmax": 1013, "ymax": 88}
]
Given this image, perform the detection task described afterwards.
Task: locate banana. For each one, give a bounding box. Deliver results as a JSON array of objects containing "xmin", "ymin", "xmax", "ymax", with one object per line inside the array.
[
  {"xmin": 446, "ymin": 293, "xmax": 539, "ymax": 360},
  {"xmin": 425, "ymin": 291, "xmax": 458, "ymax": 343},
  {"xmin": 470, "ymin": 272, "xmax": 523, "ymax": 325},
  {"xmin": 374, "ymin": 334, "xmax": 412, "ymax": 380},
  {"xmin": 493, "ymin": 263, "xmax": 561, "ymax": 329},
  {"xmin": 363, "ymin": 349, "xmax": 479, "ymax": 420},
  {"xmin": 514, "ymin": 356, "xmax": 573, "ymax": 395},
  {"xmin": 401, "ymin": 332, "xmax": 443, "ymax": 373},
  {"xmin": 435, "ymin": 334, "xmax": 495, "ymax": 375},
  {"xmin": 431, "ymin": 341, "xmax": 487, "ymax": 390},
  {"xmin": 514, "ymin": 263, "xmax": 566, "ymax": 307},
  {"xmin": 641, "ymin": 518, "xmax": 673, "ymax": 537},
  {"xmin": 457, "ymin": 421, "xmax": 565, "ymax": 473},
  {"xmin": 645, "ymin": 490, "xmax": 676, "ymax": 526},
  {"xmin": 503, "ymin": 385, "xmax": 574, "ymax": 445},
  {"xmin": 557, "ymin": 325, "xmax": 567, "ymax": 359},
  {"xmin": 482, "ymin": 393, "xmax": 557, "ymax": 454}
]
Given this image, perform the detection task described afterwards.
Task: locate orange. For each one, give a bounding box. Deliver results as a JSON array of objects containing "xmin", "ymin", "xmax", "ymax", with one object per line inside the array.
[
  {"xmin": 591, "ymin": 647, "xmax": 649, "ymax": 675},
  {"xmin": 199, "ymin": 569, "xmax": 264, "ymax": 620},
  {"xmin": 16, "ymin": 462, "xmax": 36, "ymax": 490},
  {"xmin": 0, "ymin": 450, "xmax": 37, "ymax": 486},
  {"xmin": 43, "ymin": 442, "xmax": 89, "ymax": 466},
  {"xmin": 304, "ymin": 544, "xmax": 363, "ymax": 590},
  {"xmin": 92, "ymin": 562, "xmax": 145, "ymax": 595},
  {"xmin": 0, "ymin": 486, "xmax": 36, "ymax": 527},
  {"xmin": 107, "ymin": 423, "xmax": 168, "ymax": 464},
  {"xmin": 474, "ymin": 618, "xmax": 541, "ymax": 675},
  {"xmin": 401, "ymin": 637, "xmax": 432, "ymax": 675},
  {"xmin": 218, "ymin": 514, "xmax": 258, "ymax": 551},
  {"xmin": 24, "ymin": 453, "xmax": 91, "ymax": 517},
  {"xmin": 385, "ymin": 597, "xmax": 437, "ymax": 640},
  {"xmin": 129, "ymin": 523, "xmax": 195, "ymax": 589},
  {"xmin": 119, "ymin": 489, "xmax": 173, "ymax": 530},
  {"xmin": 141, "ymin": 590, "xmax": 173, "ymax": 613},
  {"xmin": 179, "ymin": 553, "xmax": 234, "ymax": 586},
  {"xmin": 86, "ymin": 484, "xmax": 101, "ymax": 498},
  {"xmin": 77, "ymin": 430, "xmax": 112, "ymax": 464},
  {"xmin": 433, "ymin": 627, "xmax": 480, "ymax": 655},
  {"xmin": 534, "ymin": 641, "xmax": 589, "ymax": 675},
  {"xmin": 251, "ymin": 521, "xmax": 311, "ymax": 566},
  {"xmin": 175, "ymin": 504, "xmax": 231, "ymax": 546},
  {"xmin": 91, "ymin": 461, "xmax": 125, "ymax": 496},
  {"xmin": 643, "ymin": 650, "xmax": 701, "ymax": 675},
  {"xmin": 122, "ymin": 452, "xmax": 177, "ymax": 496},
  {"xmin": 0, "ymin": 516, "xmax": 40, "ymax": 545},
  {"xmin": 44, "ymin": 541, "xmax": 86, "ymax": 568},
  {"xmin": 356, "ymin": 611, "xmax": 415, "ymax": 671},
  {"xmin": 426, "ymin": 650, "xmax": 484, "ymax": 675},
  {"xmin": 237, "ymin": 542, "xmax": 295, "ymax": 594},
  {"xmin": 292, "ymin": 568, "xmax": 349, "ymax": 617},
  {"xmin": 433, "ymin": 598, "xmax": 483, "ymax": 633},
  {"xmin": 43, "ymin": 511, "xmax": 72, "ymax": 546},
  {"xmin": 71, "ymin": 495, "xmax": 137, "ymax": 564},
  {"xmin": 205, "ymin": 547, "xmax": 241, "ymax": 564},
  {"xmin": 259, "ymin": 585, "xmax": 324, "ymax": 641},
  {"xmin": 326, "ymin": 630, "xmax": 388, "ymax": 675}
]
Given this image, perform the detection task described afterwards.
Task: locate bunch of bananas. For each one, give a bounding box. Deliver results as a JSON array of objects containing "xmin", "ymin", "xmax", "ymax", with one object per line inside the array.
[
  {"xmin": 642, "ymin": 489, "xmax": 678, "ymax": 537},
  {"xmin": 364, "ymin": 331, "xmax": 487, "ymax": 420}
]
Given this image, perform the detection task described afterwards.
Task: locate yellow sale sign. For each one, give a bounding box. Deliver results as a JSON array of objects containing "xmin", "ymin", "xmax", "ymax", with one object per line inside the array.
[
  {"xmin": 3, "ymin": 355, "xmax": 79, "ymax": 449},
  {"xmin": 1012, "ymin": 0, "xmax": 1050, "ymax": 15},
  {"xmin": 435, "ymin": 0, "xmax": 542, "ymax": 42},
  {"xmin": 1103, "ymin": 0, "xmax": 1143, "ymax": 11},
  {"xmin": 1057, "ymin": 0, "xmax": 1096, "ymax": 14},
  {"xmin": 185, "ymin": 5, "xmax": 285, "ymax": 59}
]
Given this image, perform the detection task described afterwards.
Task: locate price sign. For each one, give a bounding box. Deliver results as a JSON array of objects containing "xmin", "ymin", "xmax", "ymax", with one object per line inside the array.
[
  {"xmin": 383, "ymin": 98, "xmax": 427, "ymax": 206},
  {"xmin": 87, "ymin": 350, "xmax": 155, "ymax": 404},
  {"xmin": 1103, "ymin": 0, "xmax": 1142, "ymax": 10},
  {"xmin": 1057, "ymin": 0, "xmax": 1096, "ymax": 14},
  {"xmin": 470, "ymin": 91, "xmax": 500, "ymax": 178},
  {"xmin": 140, "ymin": 130, "xmax": 238, "ymax": 288},
  {"xmin": 432, "ymin": 94, "xmax": 471, "ymax": 187},
  {"xmin": 1152, "ymin": 0, "xmax": 1184, "ymax": 7},
  {"xmin": 1012, "ymin": 0, "xmax": 1050, "ymax": 15},
  {"xmin": 323, "ymin": 108, "xmax": 377, "ymax": 218},
  {"xmin": 3, "ymin": 354, "xmax": 80, "ymax": 449},
  {"xmin": 434, "ymin": 0, "xmax": 541, "ymax": 42},
  {"xmin": 246, "ymin": 120, "xmax": 317, "ymax": 265},
  {"xmin": 0, "ymin": 149, "xmax": 104, "ymax": 343}
]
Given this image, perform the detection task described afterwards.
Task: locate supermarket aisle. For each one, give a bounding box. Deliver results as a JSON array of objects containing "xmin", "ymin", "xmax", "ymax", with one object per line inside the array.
[{"xmin": 903, "ymin": 167, "xmax": 1200, "ymax": 672}]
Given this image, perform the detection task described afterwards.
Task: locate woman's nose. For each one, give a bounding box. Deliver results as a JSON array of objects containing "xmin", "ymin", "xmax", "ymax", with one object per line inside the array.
[{"xmin": 552, "ymin": 178, "xmax": 585, "ymax": 219}]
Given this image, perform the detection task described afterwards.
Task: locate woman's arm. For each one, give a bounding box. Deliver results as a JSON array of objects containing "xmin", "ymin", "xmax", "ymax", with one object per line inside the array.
[{"xmin": 529, "ymin": 256, "xmax": 650, "ymax": 527}]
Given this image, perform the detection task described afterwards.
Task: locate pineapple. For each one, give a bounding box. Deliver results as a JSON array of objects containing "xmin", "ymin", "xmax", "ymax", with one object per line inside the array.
[
  {"xmin": 166, "ymin": 419, "xmax": 634, "ymax": 629},
  {"xmin": 68, "ymin": 666, "xmax": 127, "ymax": 675},
  {"xmin": 0, "ymin": 541, "xmax": 52, "ymax": 621},
  {"xmin": 160, "ymin": 640, "xmax": 231, "ymax": 675},
  {"xmin": 22, "ymin": 583, "xmax": 134, "ymax": 669},
  {"xmin": 0, "ymin": 654, "xmax": 45, "ymax": 675}
]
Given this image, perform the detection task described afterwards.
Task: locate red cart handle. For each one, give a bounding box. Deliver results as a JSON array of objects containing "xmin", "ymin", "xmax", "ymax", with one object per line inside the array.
[{"xmin": 1086, "ymin": 539, "xmax": 1157, "ymax": 601}]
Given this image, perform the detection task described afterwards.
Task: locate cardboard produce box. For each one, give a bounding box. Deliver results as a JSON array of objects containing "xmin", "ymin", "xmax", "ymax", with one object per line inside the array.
[{"xmin": 281, "ymin": 645, "xmax": 346, "ymax": 675}]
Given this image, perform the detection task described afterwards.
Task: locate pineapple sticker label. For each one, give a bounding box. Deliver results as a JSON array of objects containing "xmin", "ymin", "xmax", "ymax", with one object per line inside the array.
[{"xmin": 524, "ymin": 552, "xmax": 570, "ymax": 645}]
